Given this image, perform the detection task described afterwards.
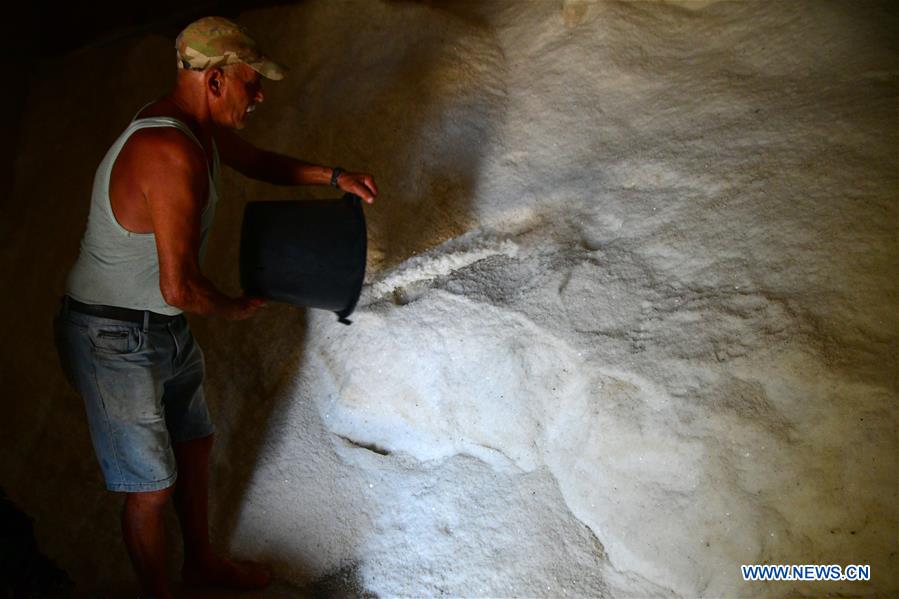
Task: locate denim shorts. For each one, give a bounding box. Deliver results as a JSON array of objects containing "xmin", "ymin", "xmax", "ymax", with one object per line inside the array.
[{"xmin": 53, "ymin": 300, "xmax": 214, "ymax": 492}]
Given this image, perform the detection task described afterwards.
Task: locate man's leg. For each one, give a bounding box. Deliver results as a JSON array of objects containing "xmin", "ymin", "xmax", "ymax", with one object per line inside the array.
[
  {"xmin": 122, "ymin": 487, "xmax": 175, "ymax": 599},
  {"xmin": 54, "ymin": 309, "xmax": 180, "ymax": 596},
  {"xmin": 172, "ymin": 434, "xmax": 214, "ymax": 561},
  {"xmin": 173, "ymin": 434, "xmax": 271, "ymax": 589}
]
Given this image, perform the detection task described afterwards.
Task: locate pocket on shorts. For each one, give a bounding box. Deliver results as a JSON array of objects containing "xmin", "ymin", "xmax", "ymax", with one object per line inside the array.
[{"xmin": 89, "ymin": 324, "xmax": 143, "ymax": 355}]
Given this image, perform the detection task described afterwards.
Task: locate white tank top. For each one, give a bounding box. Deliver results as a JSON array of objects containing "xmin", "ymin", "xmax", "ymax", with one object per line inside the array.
[{"xmin": 65, "ymin": 102, "xmax": 221, "ymax": 315}]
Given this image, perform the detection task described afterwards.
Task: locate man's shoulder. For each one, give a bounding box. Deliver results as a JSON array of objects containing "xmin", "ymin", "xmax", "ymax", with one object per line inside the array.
[
  {"xmin": 128, "ymin": 126, "xmax": 199, "ymax": 155},
  {"xmin": 125, "ymin": 127, "xmax": 206, "ymax": 172}
]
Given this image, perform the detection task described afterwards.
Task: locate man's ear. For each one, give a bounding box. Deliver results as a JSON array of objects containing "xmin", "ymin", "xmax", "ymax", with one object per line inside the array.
[{"xmin": 208, "ymin": 68, "xmax": 225, "ymax": 96}]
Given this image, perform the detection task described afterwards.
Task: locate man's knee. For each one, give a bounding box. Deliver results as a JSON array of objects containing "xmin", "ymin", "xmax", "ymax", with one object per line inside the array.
[{"xmin": 124, "ymin": 486, "xmax": 176, "ymax": 511}]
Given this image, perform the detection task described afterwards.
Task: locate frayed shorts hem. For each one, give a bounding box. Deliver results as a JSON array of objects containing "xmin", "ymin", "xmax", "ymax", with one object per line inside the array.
[{"xmin": 105, "ymin": 470, "xmax": 178, "ymax": 493}]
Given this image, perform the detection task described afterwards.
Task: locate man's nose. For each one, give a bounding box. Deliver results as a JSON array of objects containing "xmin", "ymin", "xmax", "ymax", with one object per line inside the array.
[{"xmin": 255, "ymin": 88, "xmax": 265, "ymax": 103}]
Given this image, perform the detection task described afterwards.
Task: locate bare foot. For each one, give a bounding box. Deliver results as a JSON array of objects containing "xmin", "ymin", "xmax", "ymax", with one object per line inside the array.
[{"xmin": 182, "ymin": 555, "xmax": 271, "ymax": 590}]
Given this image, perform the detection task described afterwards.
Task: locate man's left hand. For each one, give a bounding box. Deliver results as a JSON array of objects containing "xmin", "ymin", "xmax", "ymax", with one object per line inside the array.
[{"xmin": 337, "ymin": 171, "xmax": 378, "ymax": 204}]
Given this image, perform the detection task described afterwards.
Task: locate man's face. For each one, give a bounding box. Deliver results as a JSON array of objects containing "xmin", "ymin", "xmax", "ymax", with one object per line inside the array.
[{"xmin": 213, "ymin": 64, "xmax": 264, "ymax": 130}]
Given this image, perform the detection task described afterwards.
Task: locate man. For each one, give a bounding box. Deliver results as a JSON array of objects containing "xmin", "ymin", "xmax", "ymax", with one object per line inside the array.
[{"xmin": 53, "ymin": 16, "xmax": 377, "ymax": 597}]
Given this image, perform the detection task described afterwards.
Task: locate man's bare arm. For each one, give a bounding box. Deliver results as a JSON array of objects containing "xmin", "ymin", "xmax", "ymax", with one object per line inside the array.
[
  {"xmin": 138, "ymin": 129, "xmax": 264, "ymax": 319},
  {"xmin": 214, "ymin": 127, "xmax": 378, "ymax": 202}
]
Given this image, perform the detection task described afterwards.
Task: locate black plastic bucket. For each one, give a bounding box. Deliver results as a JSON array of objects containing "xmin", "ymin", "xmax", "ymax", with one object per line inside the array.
[{"xmin": 239, "ymin": 193, "xmax": 367, "ymax": 325}]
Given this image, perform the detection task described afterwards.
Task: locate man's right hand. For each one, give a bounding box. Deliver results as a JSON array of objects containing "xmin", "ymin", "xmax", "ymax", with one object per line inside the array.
[{"xmin": 225, "ymin": 295, "xmax": 267, "ymax": 320}]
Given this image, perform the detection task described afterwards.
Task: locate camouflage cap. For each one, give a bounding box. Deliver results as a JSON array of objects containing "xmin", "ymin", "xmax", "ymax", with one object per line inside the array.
[{"xmin": 175, "ymin": 16, "xmax": 287, "ymax": 80}]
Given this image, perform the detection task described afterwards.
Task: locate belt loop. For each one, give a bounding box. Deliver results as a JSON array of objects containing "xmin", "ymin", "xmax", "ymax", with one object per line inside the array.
[
  {"xmin": 142, "ymin": 310, "xmax": 150, "ymax": 333},
  {"xmin": 61, "ymin": 295, "xmax": 69, "ymax": 315}
]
